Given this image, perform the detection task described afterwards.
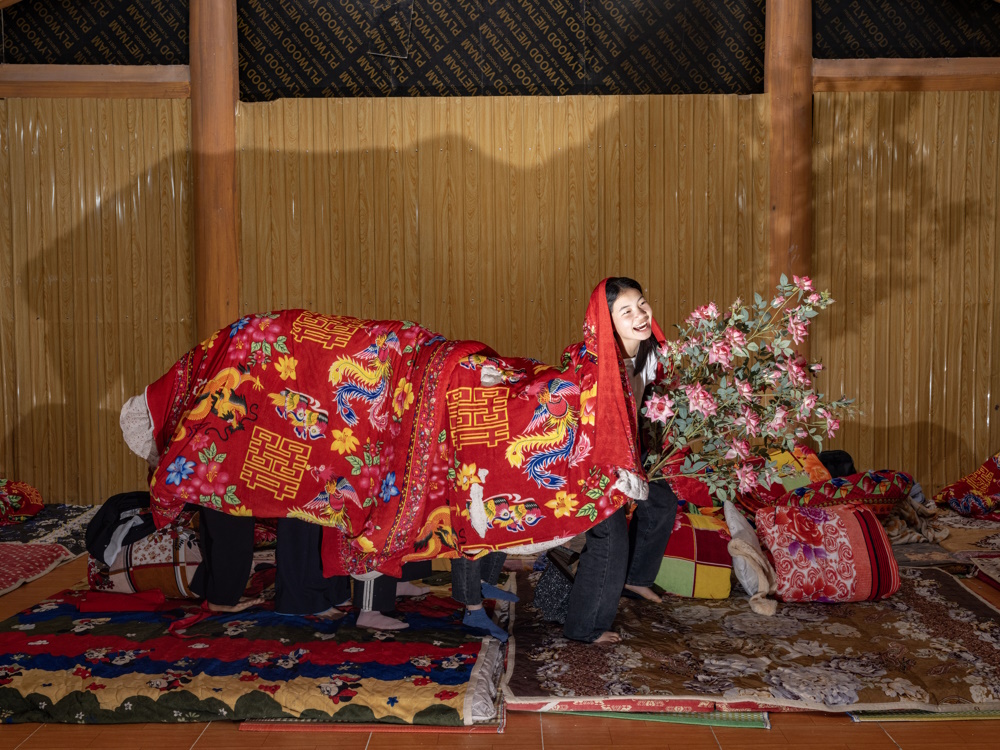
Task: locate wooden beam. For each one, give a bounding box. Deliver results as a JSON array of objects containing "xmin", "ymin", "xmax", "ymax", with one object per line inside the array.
[
  {"xmin": 814, "ymin": 57, "xmax": 1000, "ymax": 92},
  {"xmin": 0, "ymin": 0, "xmax": 24, "ymax": 9},
  {"xmin": 765, "ymin": 0, "xmax": 813, "ymax": 293},
  {"xmin": 190, "ymin": 0, "xmax": 241, "ymax": 340},
  {"xmin": 0, "ymin": 64, "xmax": 190, "ymax": 99}
]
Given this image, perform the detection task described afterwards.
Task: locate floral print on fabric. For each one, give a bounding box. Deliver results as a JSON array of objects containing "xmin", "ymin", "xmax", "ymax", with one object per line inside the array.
[{"xmin": 505, "ymin": 567, "xmax": 1000, "ymax": 712}]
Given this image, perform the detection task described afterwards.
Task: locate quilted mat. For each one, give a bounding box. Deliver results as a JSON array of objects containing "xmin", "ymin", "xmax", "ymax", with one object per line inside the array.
[
  {"xmin": 0, "ymin": 585, "xmax": 504, "ymax": 725},
  {"xmin": 0, "ymin": 544, "xmax": 73, "ymax": 597},
  {"xmin": 0, "ymin": 504, "xmax": 98, "ymax": 557},
  {"xmin": 503, "ymin": 566, "xmax": 1000, "ymax": 714}
]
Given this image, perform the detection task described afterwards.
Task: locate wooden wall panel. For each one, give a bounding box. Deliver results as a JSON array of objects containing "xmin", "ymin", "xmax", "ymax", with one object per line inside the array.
[
  {"xmin": 813, "ymin": 92, "xmax": 1000, "ymax": 496},
  {"xmin": 0, "ymin": 99, "xmax": 194, "ymax": 505},
  {"xmin": 237, "ymin": 94, "xmax": 772, "ymax": 367}
]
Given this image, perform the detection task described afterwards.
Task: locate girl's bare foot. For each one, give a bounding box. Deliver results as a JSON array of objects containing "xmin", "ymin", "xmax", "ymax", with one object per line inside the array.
[
  {"xmin": 356, "ymin": 610, "xmax": 409, "ymax": 631},
  {"xmin": 593, "ymin": 631, "xmax": 621, "ymax": 645},
  {"xmin": 624, "ymin": 584, "xmax": 662, "ymax": 603},
  {"xmin": 205, "ymin": 596, "xmax": 264, "ymax": 613}
]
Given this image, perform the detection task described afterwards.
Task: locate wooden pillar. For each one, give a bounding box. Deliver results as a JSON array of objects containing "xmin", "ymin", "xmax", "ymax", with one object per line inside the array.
[
  {"xmin": 765, "ymin": 0, "xmax": 813, "ymax": 290},
  {"xmin": 190, "ymin": 0, "xmax": 240, "ymax": 340}
]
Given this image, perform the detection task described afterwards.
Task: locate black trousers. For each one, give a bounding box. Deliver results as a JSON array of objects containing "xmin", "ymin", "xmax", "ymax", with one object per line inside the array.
[
  {"xmin": 563, "ymin": 481, "xmax": 678, "ymax": 642},
  {"xmin": 190, "ymin": 508, "xmax": 255, "ymax": 607},
  {"xmin": 275, "ymin": 518, "xmax": 351, "ymax": 615},
  {"xmin": 192, "ymin": 510, "xmax": 353, "ymax": 613}
]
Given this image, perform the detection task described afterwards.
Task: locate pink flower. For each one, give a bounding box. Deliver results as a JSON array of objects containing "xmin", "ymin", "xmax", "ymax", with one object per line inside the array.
[
  {"xmin": 735, "ymin": 379, "xmax": 752, "ymax": 401},
  {"xmin": 807, "ymin": 293, "xmax": 821, "ymax": 304},
  {"xmin": 825, "ymin": 416, "xmax": 840, "ymax": 439},
  {"xmin": 725, "ymin": 439, "xmax": 751, "ymax": 461},
  {"xmin": 735, "ymin": 406, "xmax": 760, "ymax": 436},
  {"xmin": 644, "ymin": 394, "xmax": 675, "ymax": 423},
  {"xmin": 734, "ymin": 464, "xmax": 757, "ymax": 494},
  {"xmin": 724, "ymin": 327, "xmax": 747, "ymax": 348},
  {"xmin": 793, "ymin": 275, "xmax": 814, "ymax": 292},
  {"xmin": 786, "ymin": 316, "xmax": 810, "ymax": 345},
  {"xmin": 772, "ymin": 296, "xmax": 786, "ymax": 308},
  {"xmin": 811, "ymin": 363, "xmax": 824, "ymax": 373},
  {"xmin": 686, "ymin": 302, "xmax": 719, "ymax": 325},
  {"xmin": 779, "ymin": 356, "xmax": 810, "ymax": 388},
  {"xmin": 708, "ymin": 340, "xmax": 734, "ymax": 370},
  {"xmin": 798, "ymin": 393, "xmax": 817, "ymax": 418},
  {"xmin": 684, "ymin": 383, "xmax": 718, "ymax": 418},
  {"xmin": 768, "ymin": 406, "xmax": 788, "ymax": 433},
  {"xmin": 795, "ymin": 428, "xmax": 808, "ymax": 439}
]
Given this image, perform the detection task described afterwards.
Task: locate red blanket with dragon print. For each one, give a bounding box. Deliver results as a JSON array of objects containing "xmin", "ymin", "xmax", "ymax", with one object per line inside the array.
[{"xmin": 145, "ymin": 285, "xmax": 654, "ymax": 577}]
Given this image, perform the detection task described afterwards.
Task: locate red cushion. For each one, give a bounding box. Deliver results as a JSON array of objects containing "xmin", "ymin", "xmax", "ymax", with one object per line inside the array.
[
  {"xmin": 933, "ymin": 451, "xmax": 1000, "ymax": 517},
  {"xmin": 0, "ymin": 479, "xmax": 45, "ymax": 526},
  {"xmin": 756, "ymin": 504, "xmax": 900, "ymax": 603}
]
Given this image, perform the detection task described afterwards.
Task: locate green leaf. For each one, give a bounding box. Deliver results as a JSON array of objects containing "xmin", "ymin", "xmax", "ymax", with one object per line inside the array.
[
  {"xmin": 576, "ymin": 503, "xmax": 598, "ymax": 522},
  {"xmin": 747, "ymin": 342, "xmax": 758, "ymax": 352},
  {"xmin": 251, "ymin": 341, "xmax": 262, "ymax": 353},
  {"xmin": 403, "ymin": 345, "xmax": 414, "ymax": 353},
  {"xmin": 438, "ymin": 430, "xmax": 447, "ymax": 443},
  {"xmin": 346, "ymin": 455, "xmax": 364, "ymax": 475},
  {"xmin": 363, "ymin": 497, "xmax": 375, "ymax": 508},
  {"xmin": 215, "ymin": 452, "xmax": 227, "ymax": 463},
  {"xmin": 263, "ymin": 342, "xmax": 272, "ymax": 357},
  {"xmin": 779, "ymin": 273, "xmax": 788, "ymax": 286},
  {"xmin": 598, "ymin": 474, "xmax": 610, "ymax": 491},
  {"xmin": 447, "ymin": 468, "xmax": 456, "ymax": 481},
  {"xmin": 585, "ymin": 488, "xmax": 602, "ymax": 500},
  {"xmin": 274, "ymin": 336, "xmax": 289, "ymax": 354}
]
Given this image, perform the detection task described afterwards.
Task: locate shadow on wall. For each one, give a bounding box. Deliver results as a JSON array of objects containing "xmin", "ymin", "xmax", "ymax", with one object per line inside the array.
[{"xmin": 10, "ymin": 98, "xmax": 766, "ymax": 503}]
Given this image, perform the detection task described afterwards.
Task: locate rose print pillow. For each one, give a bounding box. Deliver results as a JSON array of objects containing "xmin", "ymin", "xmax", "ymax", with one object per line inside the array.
[{"xmin": 755, "ymin": 504, "xmax": 900, "ymax": 603}]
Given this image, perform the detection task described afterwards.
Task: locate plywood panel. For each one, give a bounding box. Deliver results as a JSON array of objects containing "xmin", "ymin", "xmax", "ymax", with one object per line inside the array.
[
  {"xmin": 4, "ymin": 94, "xmax": 770, "ymax": 505},
  {"xmin": 814, "ymin": 91, "xmax": 1000, "ymax": 496},
  {"xmin": 1, "ymin": 98, "xmax": 194, "ymax": 504}
]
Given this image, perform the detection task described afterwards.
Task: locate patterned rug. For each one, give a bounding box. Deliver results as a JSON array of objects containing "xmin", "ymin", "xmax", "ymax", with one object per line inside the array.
[
  {"xmin": 0, "ymin": 583, "xmax": 504, "ymax": 725},
  {"xmin": 0, "ymin": 504, "xmax": 98, "ymax": 557},
  {"xmin": 503, "ymin": 567, "xmax": 1000, "ymax": 713}
]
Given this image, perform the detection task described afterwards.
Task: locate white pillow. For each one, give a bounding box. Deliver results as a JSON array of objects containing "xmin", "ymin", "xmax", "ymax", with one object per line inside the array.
[{"xmin": 723, "ymin": 500, "xmax": 776, "ymax": 604}]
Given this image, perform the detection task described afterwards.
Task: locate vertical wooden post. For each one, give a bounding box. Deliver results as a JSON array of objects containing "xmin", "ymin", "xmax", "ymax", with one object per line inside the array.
[
  {"xmin": 190, "ymin": 0, "xmax": 240, "ymax": 340},
  {"xmin": 765, "ymin": 0, "xmax": 813, "ymax": 291}
]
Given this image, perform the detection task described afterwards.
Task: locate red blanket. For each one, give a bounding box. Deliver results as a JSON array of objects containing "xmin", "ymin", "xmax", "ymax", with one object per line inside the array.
[{"xmin": 146, "ymin": 283, "xmax": 654, "ymax": 576}]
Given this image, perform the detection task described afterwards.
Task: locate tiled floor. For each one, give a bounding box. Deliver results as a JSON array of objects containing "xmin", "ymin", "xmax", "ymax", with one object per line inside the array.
[{"xmin": 2, "ymin": 558, "xmax": 999, "ymax": 749}]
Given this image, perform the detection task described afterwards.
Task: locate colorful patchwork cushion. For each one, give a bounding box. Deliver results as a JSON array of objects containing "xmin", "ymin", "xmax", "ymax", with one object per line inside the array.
[
  {"xmin": 755, "ymin": 504, "xmax": 900, "ymax": 603},
  {"xmin": 0, "ymin": 478, "xmax": 45, "ymax": 526},
  {"xmin": 933, "ymin": 450, "xmax": 1000, "ymax": 517},
  {"xmin": 654, "ymin": 510, "xmax": 732, "ymax": 599}
]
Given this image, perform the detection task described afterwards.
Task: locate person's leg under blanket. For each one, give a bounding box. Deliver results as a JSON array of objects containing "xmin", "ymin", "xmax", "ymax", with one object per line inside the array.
[
  {"xmin": 564, "ymin": 507, "xmax": 629, "ymax": 644},
  {"xmin": 190, "ymin": 508, "xmax": 261, "ymax": 611},
  {"xmin": 274, "ymin": 517, "xmax": 350, "ymax": 617},
  {"xmin": 453, "ymin": 553, "xmax": 516, "ymax": 641}
]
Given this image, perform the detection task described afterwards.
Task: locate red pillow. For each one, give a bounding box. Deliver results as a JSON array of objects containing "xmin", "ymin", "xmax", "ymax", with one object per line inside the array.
[
  {"xmin": 778, "ymin": 470, "xmax": 913, "ymax": 519},
  {"xmin": 934, "ymin": 450, "xmax": 1000, "ymax": 517},
  {"xmin": 0, "ymin": 479, "xmax": 45, "ymax": 526},
  {"xmin": 755, "ymin": 503, "xmax": 900, "ymax": 603}
]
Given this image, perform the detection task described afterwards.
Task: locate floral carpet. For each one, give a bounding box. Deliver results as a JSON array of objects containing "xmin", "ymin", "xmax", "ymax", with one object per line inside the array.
[
  {"xmin": 503, "ymin": 567, "xmax": 1000, "ymax": 713},
  {"xmin": 0, "ymin": 504, "xmax": 98, "ymax": 556},
  {"xmin": 0, "ymin": 584, "xmax": 503, "ymax": 725}
]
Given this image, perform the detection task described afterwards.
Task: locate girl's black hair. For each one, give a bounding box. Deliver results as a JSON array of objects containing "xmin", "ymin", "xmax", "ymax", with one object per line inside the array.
[{"xmin": 605, "ymin": 277, "xmax": 656, "ymax": 375}]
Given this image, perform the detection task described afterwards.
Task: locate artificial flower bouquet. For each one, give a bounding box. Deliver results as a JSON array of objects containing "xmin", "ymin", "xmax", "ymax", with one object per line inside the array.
[{"xmin": 643, "ymin": 275, "xmax": 854, "ymax": 503}]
